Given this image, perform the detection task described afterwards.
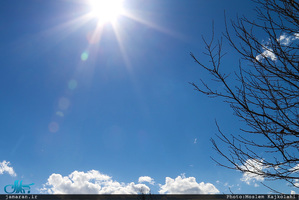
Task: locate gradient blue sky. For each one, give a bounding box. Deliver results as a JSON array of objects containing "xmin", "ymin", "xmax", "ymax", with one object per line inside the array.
[{"xmin": 0, "ymin": 0, "xmax": 297, "ymax": 194}]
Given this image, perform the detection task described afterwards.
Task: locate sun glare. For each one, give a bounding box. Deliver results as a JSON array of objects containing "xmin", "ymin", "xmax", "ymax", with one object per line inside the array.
[{"xmin": 89, "ymin": 0, "xmax": 124, "ymax": 23}]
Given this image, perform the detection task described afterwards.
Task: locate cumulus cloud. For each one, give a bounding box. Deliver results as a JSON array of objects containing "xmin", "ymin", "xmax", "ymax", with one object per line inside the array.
[
  {"xmin": 138, "ymin": 176, "xmax": 155, "ymax": 185},
  {"xmin": 40, "ymin": 170, "xmax": 221, "ymax": 194},
  {"xmin": 0, "ymin": 160, "xmax": 16, "ymax": 177},
  {"xmin": 159, "ymin": 174, "xmax": 219, "ymax": 194},
  {"xmin": 240, "ymin": 159, "xmax": 265, "ymax": 185},
  {"xmin": 40, "ymin": 170, "xmax": 150, "ymax": 194}
]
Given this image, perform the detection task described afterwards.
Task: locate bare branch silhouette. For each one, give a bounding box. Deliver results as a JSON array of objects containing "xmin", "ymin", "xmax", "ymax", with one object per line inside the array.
[{"xmin": 190, "ymin": 0, "xmax": 299, "ymax": 189}]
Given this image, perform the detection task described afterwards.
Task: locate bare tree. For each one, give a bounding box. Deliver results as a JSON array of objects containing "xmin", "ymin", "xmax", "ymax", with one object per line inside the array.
[
  {"xmin": 190, "ymin": 0, "xmax": 299, "ymax": 189},
  {"xmin": 138, "ymin": 188, "xmax": 154, "ymax": 200}
]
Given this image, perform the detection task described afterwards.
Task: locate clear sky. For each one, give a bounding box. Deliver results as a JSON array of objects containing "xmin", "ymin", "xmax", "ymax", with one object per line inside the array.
[{"xmin": 0, "ymin": 0, "xmax": 297, "ymax": 195}]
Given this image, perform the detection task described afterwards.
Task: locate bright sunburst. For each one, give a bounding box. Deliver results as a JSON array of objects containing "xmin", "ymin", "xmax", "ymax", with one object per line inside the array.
[{"xmin": 89, "ymin": 0, "xmax": 124, "ymax": 24}]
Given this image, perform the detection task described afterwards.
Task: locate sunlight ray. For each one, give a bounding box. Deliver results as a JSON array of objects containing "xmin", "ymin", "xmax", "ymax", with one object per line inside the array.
[
  {"xmin": 111, "ymin": 21, "xmax": 133, "ymax": 72},
  {"xmin": 39, "ymin": 13, "xmax": 94, "ymax": 43},
  {"xmin": 122, "ymin": 10, "xmax": 183, "ymax": 40}
]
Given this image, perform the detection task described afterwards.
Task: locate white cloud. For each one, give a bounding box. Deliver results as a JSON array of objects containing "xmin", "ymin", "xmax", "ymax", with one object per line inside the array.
[
  {"xmin": 159, "ymin": 174, "xmax": 219, "ymax": 194},
  {"xmin": 278, "ymin": 34, "xmax": 291, "ymax": 45},
  {"xmin": 257, "ymin": 33, "xmax": 299, "ymax": 61},
  {"xmin": 138, "ymin": 176, "xmax": 155, "ymax": 185},
  {"xmin": 256, "ymin": 47, "xmax": 277, "ymax": 61},
  {"xmin": 289, "ymin": 164, "xmax": 299, "ymax": 173},
  {"xmin": 291, "ymin": 190, "xmax": 296, "ymax": 194},
  {"xmin": 240, "ymin": 159, "xmax": 265, "ymax": 185},
  {"xmin": 40, "ymin": 170, "xmax": 150, "ymax": 194},
  {"xmin": 0, "ymin": 160, "xmax": 16, "ymax": 177},
  {"xmin": 41, "ymin": 170, "xmax": 221, "ymax": 194},
  {"xmin": 277, "ymin": 33, "xmax": 299, "ymax": 45}
]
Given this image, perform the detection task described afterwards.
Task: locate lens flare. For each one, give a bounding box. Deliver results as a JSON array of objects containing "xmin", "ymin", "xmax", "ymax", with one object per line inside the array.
[
  {"xmin": 56, "ymin": 111, "xmax": 64, "ymax": 117},
  {"xmin": 58, "ymin": 97, "xmax": 70, "ymax": 110},
  {"xmin": 49, "ymin": 122, "xmax": 59, "ymax": 133},
  {"xmin": 81, "ymin": 51, "xmax": 89, "ymax": 61},
  {"xmin": 68, "ymin": 79, "xmax": 78, "ymax": 90}
]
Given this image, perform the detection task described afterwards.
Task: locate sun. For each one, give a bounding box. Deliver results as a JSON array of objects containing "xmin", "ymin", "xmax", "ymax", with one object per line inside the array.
[{"xmin": 89, "ymin": 0, "xmax": 124, "ymax": 23}]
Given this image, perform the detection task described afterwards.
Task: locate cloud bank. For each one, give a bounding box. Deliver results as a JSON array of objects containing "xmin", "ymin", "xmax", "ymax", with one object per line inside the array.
[
  {"xmin": 40, "ymin": 170, "xmax": 219, "ymax": 194},
  {"xmin": 40, "ymin": 170, "xmax": 150, "ymax": 194}
]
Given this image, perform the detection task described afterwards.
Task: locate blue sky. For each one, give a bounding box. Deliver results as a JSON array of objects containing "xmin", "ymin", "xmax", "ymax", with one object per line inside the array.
[{"xmin": 0, "ymin": 0, "xmax": 297, "ymax": 195}]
